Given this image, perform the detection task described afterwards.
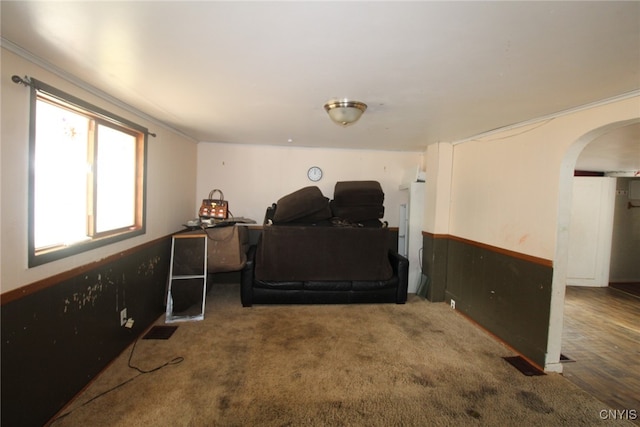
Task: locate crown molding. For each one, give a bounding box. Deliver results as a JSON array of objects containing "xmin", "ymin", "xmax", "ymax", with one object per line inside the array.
[
  {"xmin": 1, "ymin": 37, "xmax": 197, "ymax": 143},
  {"xmin": 452, "ymin": 90, "xmax": 640, "ymax": 146}
]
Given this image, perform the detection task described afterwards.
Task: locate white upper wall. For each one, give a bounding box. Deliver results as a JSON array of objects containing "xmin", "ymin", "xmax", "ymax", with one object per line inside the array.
[
  {"xmin": 424, "ymin": 142, "xmax": 453, "ymax": 235},
  {"xmin": 196, "ymin": 142, "xmax": 423, "ymax": 226},
  {"xmin": 448, "ymin": 96, "xmax": 640, "ymax": 260},
  {"xmin": 1, "ymin": 48, "xmax": 198, "ymax": 293}
]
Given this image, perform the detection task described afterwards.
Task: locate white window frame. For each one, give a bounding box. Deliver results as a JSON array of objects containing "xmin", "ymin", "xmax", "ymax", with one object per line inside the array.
[{"xmin": 28, "ymin": 79, "xmax": 148, "ymax": 267}]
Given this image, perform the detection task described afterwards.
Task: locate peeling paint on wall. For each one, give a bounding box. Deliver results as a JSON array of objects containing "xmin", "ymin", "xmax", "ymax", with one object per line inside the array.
[
  {"xmin": 63, "ymin": 282, "xmax": 105, "ymax": 313},
  {"xmin": 138, "ymin": 255, "xmax": 161, "ymax": 276},
  {"xmin": 49, "ymin": 256, "xmax": 166, "ymax": 316},
  {"xmin": 62, "ymin": 270, "xmax": 118, "ymax": 314}
]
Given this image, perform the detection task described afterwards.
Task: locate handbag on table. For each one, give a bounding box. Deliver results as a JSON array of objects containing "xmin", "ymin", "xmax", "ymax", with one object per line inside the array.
[{"xmin": 199, "ymin": 189, "xmax": 229, "ymax": 220}]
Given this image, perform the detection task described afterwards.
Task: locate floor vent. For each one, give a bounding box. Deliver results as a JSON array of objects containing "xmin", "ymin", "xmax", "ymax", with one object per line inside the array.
[
  {"xmin": 503, "ymin": 356, "xmax": 546, "ymax": 376},
  {"xmin": 143, "ymin": 325, "xmax": 178, "ymax": 340},
  {"xmin": 560, "ymin": 353, "xmax": 575, "ymax": 363}
]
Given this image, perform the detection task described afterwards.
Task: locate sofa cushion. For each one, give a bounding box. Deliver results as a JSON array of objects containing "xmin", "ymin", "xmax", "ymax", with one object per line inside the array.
[
  {"xmin": 272, "ymin": 186, "xmax": 331, "ymax": 224},
  {"xmin": 305, "ymin": 281, "xmax": 352, "ymax": 291},
  {"xmin": 330, "ymin": 201, "xmax": 385, "ymax": 221},
  {"xmin": 292, "ymin": 203, "xmax": 333, "ymax": 224},
  {"xmin": 352, "ymin": 277, "xmax": 399, "ymax": 291},
  {"xmin": 333, "ymin": 181, "xmax": 384, "ymax": 206},
  {"xmin": 254, "ymin": 280, "xmax": 304, "ymax": 290},
  {"xmin": 255, "ymin": 225, "xmax": 393, "ymax": 281}
]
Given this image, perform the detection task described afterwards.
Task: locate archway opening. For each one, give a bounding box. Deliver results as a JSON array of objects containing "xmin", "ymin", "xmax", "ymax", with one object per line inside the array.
[{"xmin": 546, "ymin": 118, "xmax": 640, "ymax": 373}]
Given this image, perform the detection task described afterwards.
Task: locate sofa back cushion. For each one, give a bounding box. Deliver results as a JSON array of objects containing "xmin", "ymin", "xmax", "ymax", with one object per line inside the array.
[
  {"xmin": 255, "ymin": 225, "xmax": 393, "ymax": 281},
  {"xmin": 333, "ymin": 181, "xmax": 384, "ymax": 206},
  {"xmin": 272, "ymin": 186, "xmax": 331, "ymax": 224}
]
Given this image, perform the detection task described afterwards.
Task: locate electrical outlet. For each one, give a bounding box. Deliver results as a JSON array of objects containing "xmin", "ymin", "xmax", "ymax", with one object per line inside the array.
[
  {"xmin": 125, "ymin": 318, "xmax": 135, "ymax": 329},
  {"xmin": 450, "ymin": 299, "xmax": 456, "ymax": 310},
  {"xmin": 120, "ymin": 308, "xmax": 127, "ymax": 326}
]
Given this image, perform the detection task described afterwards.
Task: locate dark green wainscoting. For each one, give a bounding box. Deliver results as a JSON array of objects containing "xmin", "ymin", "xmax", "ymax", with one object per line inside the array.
[
  {"xmin": 1, "ymin": 236, "xmax": 172, "ymax": 427},
  {"xmin": 422, "ymin": 232, "xmax": 553, "ymax": 368},
  {"xmin": 420, "ymin": 233, "xmax": 450, "ymax": 302}
]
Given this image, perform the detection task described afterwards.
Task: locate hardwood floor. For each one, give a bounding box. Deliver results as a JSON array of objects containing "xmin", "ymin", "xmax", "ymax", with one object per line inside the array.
[{"xmin": 562, "ymin": 286, "xmax": 640, "ymax": 419}]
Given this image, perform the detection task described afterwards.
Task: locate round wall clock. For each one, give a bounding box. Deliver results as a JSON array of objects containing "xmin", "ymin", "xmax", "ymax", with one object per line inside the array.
[{"xmin": 307, "ymin": 166, "xmax": 323, "ymax": 182}]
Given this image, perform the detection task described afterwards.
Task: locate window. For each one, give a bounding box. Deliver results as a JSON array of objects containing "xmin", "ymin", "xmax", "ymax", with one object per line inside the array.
[{"xmin": 28, "ymin": 79, "xmax": 147, "ymax": 267}]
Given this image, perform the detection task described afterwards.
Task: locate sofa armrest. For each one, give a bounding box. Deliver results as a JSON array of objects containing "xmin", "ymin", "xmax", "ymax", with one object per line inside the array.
[
  {"xmin": 388, "ymin": 249, "xmax": 409, "ymax": 304},
  {"xmin": 240, "ymin": 245, "xmax": 257, "ymax": 307}
]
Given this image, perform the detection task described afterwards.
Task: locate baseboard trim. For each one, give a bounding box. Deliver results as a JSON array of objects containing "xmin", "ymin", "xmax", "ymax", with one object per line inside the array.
[{"xmin": 455, "ymin": 305, "xmax": 547, "ymax": 373}]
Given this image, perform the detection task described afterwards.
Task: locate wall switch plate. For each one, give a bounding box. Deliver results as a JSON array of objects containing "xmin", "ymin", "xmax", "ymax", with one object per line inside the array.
[{"xmin": 120, "ymin": 308, "xmax": 127, "ymax": 326}]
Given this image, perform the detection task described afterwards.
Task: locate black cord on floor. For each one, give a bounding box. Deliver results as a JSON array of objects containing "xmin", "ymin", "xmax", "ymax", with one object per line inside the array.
[
  {"xmin": 127, "ymin": 337, "xmax": 184, "ymax": 373},
  {"xmin": 50, "ymin": 336, "xmax": 184, "ymax": 424}
]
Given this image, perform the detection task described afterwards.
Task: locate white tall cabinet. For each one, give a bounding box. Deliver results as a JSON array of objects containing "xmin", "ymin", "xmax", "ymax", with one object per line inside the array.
[{"xmin": 399, "ymin": 181, "xmax": 425, "ymax": 293}]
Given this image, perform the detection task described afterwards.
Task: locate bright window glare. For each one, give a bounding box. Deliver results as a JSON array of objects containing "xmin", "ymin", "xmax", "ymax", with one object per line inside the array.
[
  {"xmin": 96, "ymin": 125, "xmax": 137, "ymax": 233},
  {"xmin": 34, "ymin": 101, "xmax": 90, "ymax": 248}
]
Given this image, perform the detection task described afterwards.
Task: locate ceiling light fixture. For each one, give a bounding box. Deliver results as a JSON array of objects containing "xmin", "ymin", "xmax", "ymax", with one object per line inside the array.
[{"xmin": 324, "ymin": 99, "xmax": 367, "ymax": 126}]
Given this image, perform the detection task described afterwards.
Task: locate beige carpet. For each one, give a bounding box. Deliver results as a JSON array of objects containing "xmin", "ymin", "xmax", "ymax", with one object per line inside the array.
[{"xmin": 51, "ymin": 283, "xmax": 629, "ymax": 426}]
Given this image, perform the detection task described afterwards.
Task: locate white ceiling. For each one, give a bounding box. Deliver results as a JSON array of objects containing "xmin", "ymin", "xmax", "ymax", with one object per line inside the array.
[{"xmin": 1, "ymin": 1, "xmax": 639, "ymax": 172}]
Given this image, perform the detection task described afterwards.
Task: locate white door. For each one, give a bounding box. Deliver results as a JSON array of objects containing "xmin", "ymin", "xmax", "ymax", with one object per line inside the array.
[{"xmin": 566, "ymin": 177, "xmax": 616, "ymax": 287}]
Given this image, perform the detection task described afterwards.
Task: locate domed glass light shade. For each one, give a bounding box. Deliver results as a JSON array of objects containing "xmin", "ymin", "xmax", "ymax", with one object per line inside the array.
[{"xmin": 324, "ymin": 99, "xmax": 367, "ymax": 126}]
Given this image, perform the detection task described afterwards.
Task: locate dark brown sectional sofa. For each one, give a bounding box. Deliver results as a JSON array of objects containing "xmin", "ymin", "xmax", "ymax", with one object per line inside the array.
[{"xmin": 240, "ymin": 182, "xmax": 409, "ymax": 306}]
